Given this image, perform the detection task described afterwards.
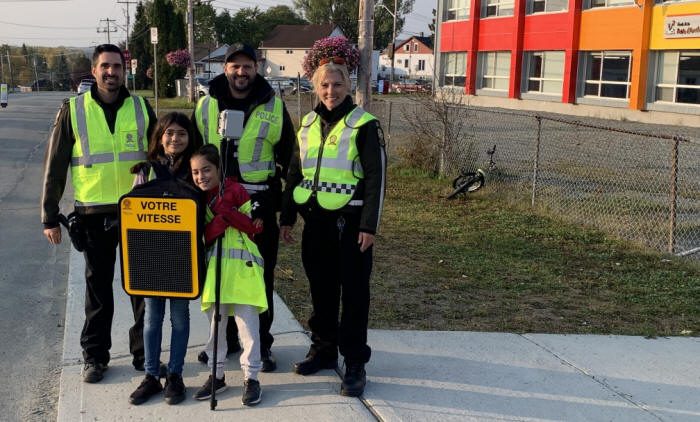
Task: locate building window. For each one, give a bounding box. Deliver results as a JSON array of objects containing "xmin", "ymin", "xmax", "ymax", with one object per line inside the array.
[
  {"xmin": 587, "ymin": 0, "xmax": 634, "ymax": 8},
  {"xmin": 440, "ymin": 52, "xmax": 466, "ymax": 87},
  {"xmin": 483, "ymin": 0, "xmax": 515, "ymax": 17},
  {"xmin": 418, "ymin": 60, "xmax": 426, "ymax": 71},
  {"xmin": 414, "ymin": 43, "xmax": 418, "ymax": 52},
  {"xmin": 279, "ymin": 65, "xmax": 285, "ymax": 71},
  {"xmin": 480, "ymin": 51, "xmax": 511, "ymax": 91},
  {"xmin": 654, "ymin": 51, "xmax": 700, "ymax": 105},
  {"xmin": 527, "ymin": 0, "xmax": 567, "ymax": 13},
  {"xmin": 524, "ymin": 51, "xmax": 564, "ymax": 95},
  {"xmin": 286, "ymin": 50, "xmax": 293, "ymax": 54},
  {"xmin": 404, "ymin": 59, "xmax": 409, "ymax": 68},
  {"xmin": 582, "ymin": 51, "xmax": 631, "ymax": 99},
  {"xmin": 444, "ymin": 0, "xmax": 470, "ymax": 20},
  {"xmin": 404, "ymin": 44, "xmax": 410, "ymax": 52}
]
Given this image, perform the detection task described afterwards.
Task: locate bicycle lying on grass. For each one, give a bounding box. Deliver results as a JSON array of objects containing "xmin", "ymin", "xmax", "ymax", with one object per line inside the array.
[{"xmin": 446, "ymin": 144, "xmax": 497, "ymax": 200}]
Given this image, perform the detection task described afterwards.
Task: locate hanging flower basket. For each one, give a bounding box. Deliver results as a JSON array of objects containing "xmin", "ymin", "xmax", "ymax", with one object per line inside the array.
[
  {"xmin": 166, "ymin": 49, "xmax": 191, "ymax": 68},
  {"xmin": 302, "ymin": 36, "xmax": 360, "ymax": 78}
]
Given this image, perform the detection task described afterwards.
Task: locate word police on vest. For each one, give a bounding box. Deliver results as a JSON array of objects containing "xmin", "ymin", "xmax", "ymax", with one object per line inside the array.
[{"xmin": 218, "ymin": 109, "xmax": 245, "ymax": 139}]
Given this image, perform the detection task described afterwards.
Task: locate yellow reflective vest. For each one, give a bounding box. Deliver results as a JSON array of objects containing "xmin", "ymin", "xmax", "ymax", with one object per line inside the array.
[
  {"xmin": 194, "ymin": 95, "xmax": 283, "ymax": 183},
  {"xmin": 69, "ymin": 91, "xmax": 149, "ymax": 206},
  {"xmin": 202, "ymin": 202, "xmax": 268, "ymax": 314},
  {"xmin": 293, "ymin": 106, "xmax": 376, "ymax": 210}
]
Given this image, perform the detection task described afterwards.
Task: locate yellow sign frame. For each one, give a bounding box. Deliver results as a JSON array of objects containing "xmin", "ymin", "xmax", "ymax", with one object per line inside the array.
[{"xmin": 119, "ymin": 196, "xmax": 201, "ymax": 299}]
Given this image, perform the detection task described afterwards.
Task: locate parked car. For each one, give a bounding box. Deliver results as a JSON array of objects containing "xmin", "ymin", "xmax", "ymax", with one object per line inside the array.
[
  {"xmin": 77, "ymin": 79, "xmax": 94, "ymax": 94},
  {"xmin": 195, "ymin": 77, "xmax": 211, "ymax": 98},
  {"xmin": 391, "ymin": 79, "xmax": 431, "ymax": 93},
  {"xmin": 290, "ymin": 78, "xmax": 312, "ymax": 94},
  {"xmin": 266, "ymin": 77, "xmax": 295, "ymax": 96}
]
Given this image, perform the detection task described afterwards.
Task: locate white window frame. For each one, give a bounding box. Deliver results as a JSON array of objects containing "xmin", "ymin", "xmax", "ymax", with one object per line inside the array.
[
  {"xmin": 653, "ymin": 50, "xmax": 700, "ymax": 106},
  {"xmin": 443, "ymin": 0, "xmax": 470, "ymax": 20},
  {"xmin": 523, "ymin": 51, "xmax": 565, "ymax": 95},
  {"xmin": 581, "ymin": 51, "xmax": 632, "ymax": 99},
  {"xmin": 479, "ymin": 51, "xmax": 511, "ymax": 91},
  {"xmin": 440, "ymin": 52, "xmax": 467, "ymax": 87},
  {"xmin": 586, "ymin": 0, "xmax": 635, "ymax": 8},
  {"xmin": 483, "ymin": 0, "xmax": 515, "ymax": 17},
  {"xmin": 527, "ymin": 0, "xmax": 568, "ymax": 14}
]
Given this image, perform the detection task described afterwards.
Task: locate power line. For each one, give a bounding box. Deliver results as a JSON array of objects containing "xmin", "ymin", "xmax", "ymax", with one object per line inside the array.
[
  {"xmin": 0, "ymin": 19, "xmax": 95, "ymax": 30},
  {"xmin": 97, "ymin": 18, "xmax": 118, "ymax": 43}
]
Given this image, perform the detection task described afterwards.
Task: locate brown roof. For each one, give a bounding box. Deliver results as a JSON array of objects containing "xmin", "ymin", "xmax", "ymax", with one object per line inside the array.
[{"xmin": 260, "ymin": 24, "xmax": 339, "ymax": 48}]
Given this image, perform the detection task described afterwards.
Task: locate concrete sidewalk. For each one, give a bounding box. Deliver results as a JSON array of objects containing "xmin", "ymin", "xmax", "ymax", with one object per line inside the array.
[{"xmin": 58, "ymin": 248, "xmax": 700, "ymax": 421}]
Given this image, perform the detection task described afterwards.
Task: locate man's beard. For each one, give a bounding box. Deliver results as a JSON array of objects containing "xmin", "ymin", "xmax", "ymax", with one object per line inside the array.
[{"xmin": 229, "ymin": 75, "xmax": 252, "ymax": 93}]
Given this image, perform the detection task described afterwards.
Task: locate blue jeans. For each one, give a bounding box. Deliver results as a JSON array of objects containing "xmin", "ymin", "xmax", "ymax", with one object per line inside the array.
[{"xmin": 144, "ymin": 298, "xmax": 190, "ymax": 376}]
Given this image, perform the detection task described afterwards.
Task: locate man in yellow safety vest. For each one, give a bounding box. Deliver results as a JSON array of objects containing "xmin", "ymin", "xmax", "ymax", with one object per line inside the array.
[{"xmin": 41, "ymin": 44, "xmax": 157, "ymax": 383}]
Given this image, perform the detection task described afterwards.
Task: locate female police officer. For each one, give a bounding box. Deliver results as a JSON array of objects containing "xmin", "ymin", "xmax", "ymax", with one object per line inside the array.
[{"xmin": 280, "ymin": 56, "xmax": 386, "ymax": 397}]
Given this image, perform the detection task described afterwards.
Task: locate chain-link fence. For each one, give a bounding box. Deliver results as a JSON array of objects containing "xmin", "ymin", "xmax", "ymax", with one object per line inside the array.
[
  {"xmin": 282, "ymin": 91, "xmax": 700, "ymax": 257},
  {"xmin": 393, "ymin": 99, "xmax": 700, "ymax": 258}
]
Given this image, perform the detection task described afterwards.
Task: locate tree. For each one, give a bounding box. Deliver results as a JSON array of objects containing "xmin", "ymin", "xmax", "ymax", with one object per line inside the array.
[
  {"xmin": 151, "ymin": 0, "xmax": 187, "ymax": 97},
  {"xmin": 130, "ymin": 1, "xmax": 154, "ymax": 90},
  {"xmin": 293, "ymin": 0, "xmax": 413, "ymax": 49}
]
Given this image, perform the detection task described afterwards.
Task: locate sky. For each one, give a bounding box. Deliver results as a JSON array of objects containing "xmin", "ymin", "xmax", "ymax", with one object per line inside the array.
[{"xmin": 0, "ymin": 0, "xmax": 435, "ymax": 48}]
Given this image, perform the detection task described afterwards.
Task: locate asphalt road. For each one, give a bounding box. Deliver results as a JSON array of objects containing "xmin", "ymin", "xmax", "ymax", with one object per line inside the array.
[{"xmin": 0, "ymin": 91, "xmax": 71, "ymax": 421}]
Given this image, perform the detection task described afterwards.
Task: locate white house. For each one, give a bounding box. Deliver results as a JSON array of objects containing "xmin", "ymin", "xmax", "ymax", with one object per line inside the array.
[
  {"xmin": 379, "ymin": 35, "xmax": 434, "ymax": 80},
  {"xmin": 258, "ymin": 24, "xmax": 345, "ymax": 78},
  {"xmin": 194, "ymin": 44, "xmax": 229, "ymax": 78}
]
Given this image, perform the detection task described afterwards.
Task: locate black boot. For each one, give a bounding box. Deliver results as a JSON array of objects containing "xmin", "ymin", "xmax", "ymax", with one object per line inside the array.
[
  {"xmin": 293, "ymin": 354, "xmax": 337, "ymax": 376},
  {"xmin": 340, "ymin": 363, "xmax": 366, "ymax": 397}
]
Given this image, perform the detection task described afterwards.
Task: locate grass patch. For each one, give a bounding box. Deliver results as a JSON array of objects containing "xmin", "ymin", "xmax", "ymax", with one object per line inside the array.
[
  {"xmin": 276, "ymin": 166, "xmax": 700, "ymax": 337},
  {"xmin": 133, "ymin": 90, "xmax": 196, "ymax": 111}
]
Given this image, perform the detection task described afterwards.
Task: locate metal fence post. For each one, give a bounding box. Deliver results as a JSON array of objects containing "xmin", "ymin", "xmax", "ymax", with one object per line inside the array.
[
  {"xmin": 668, "ymin": 136, "xmax": 680, "ymax": 253},
  {"xmin": 386, "ymin": 100, "xmax": 392, "ymax": 145},
  {"xmin": 531, "ymin": 116, "xmax": 542, "ymax": 207}
]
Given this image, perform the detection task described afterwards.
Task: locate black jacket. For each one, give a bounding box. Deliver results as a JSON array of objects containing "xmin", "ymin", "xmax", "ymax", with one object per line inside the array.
[
  {"xmin": 280, "ymin": 96, "xmax": 387, "ymax": 234},
  {"xmin": 41, "ymin": 85, "xmax": 157, "ymax": 228}
]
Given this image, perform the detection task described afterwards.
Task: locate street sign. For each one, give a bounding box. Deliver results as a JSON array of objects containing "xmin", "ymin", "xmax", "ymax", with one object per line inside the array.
[
  {"xmin": 131, "ymin": 58, "xmax": 138, "ymax": 75},
  {"xmin": 150, "ymin": 27, "xmax": 158, "ymax": 44},
  {"xmin": 119, "ymin": 196, "xmax": 201, "ymax": 299}
]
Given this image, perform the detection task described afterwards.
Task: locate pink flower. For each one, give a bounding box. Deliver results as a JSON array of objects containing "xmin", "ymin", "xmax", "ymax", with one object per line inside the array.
[
  {"xmin": 302, "ymin": 36, "xmax": 360, "ymax": 78},
  {"xmin": 166, "ymin": 49, "xmax": 191, "ymax": 68}
]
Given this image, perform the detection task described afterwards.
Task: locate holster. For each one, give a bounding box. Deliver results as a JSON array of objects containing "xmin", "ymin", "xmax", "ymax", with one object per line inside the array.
[{"xmin": 58, "ymin": 212, "xmax": 88, "ymax": 252}]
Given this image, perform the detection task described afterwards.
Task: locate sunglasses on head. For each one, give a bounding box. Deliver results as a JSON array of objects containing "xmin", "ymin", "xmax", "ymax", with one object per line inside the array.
[{"xmin": 319, "ymin": 56, "xmax": 346, "ymax": 66}]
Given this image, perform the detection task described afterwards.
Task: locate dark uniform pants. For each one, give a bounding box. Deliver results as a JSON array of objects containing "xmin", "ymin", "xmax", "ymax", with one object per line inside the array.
[
  {"xmin": 80, "ymin": 214, "xmax": 144, "ymax": 366},
  {"xmin": 226, "ymin": 207, "xmax": 279, "ymax": 352},
  {"xmin": 301, "ymin": 208, "xmax": 372, "ymax": 364}
]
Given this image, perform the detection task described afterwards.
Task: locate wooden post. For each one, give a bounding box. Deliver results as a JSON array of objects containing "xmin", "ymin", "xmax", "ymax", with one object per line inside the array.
[{"xmin": 356, "ymin": 0, "xmax": 374, "ymax": 108}]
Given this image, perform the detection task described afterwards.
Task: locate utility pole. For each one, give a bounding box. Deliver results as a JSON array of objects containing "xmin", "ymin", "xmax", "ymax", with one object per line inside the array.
[
  {"xmin": 376, "ymin": 2, "xmax": 397, "ymax": 93},
  {"xmin": 356, "ymin": 0, "xmax": 374, "ymax": 108},
  {"xmin": 186, "ymin": 0, "xmax": 195, "ymax": 102},
  {"xmin": 97, "ymin": 18, "xmax": 118, "ymax": 43},
  {"xmin": 118, "ymin": 0, "xmax": 138, "ymax": 91},
  {"xmin": 32, "ymin": 56, "xmax": 40, "ymax": 92},
  {"xmin": 6, "ymin": 49, "xmax": 14, "ymax": 91}
]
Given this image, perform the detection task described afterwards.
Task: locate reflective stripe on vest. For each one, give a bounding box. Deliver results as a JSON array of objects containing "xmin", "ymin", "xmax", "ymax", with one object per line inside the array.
[
  {"xmin": 69, "ymin": 92, "xmax": 149, "ymax": 205},
  {"xmin": 71, "ymin": 94, "xmax": 146, "ymax": 167},
  {"xmin": 293, "ymin": 107, "xmax": 376, "ymax": 210},
  {"xmin": 196, "ymin": 95, "xmax": 282, "ymax": 182},
  {"xmin": 207, "ymin": 247, "xmax": 264, "ymax": 267}
]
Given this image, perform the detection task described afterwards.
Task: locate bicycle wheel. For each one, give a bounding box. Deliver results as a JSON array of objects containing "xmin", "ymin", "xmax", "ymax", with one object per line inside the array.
[{"xmin": 446, "ymin": 172, "xmax": 481, "ymax": 200}]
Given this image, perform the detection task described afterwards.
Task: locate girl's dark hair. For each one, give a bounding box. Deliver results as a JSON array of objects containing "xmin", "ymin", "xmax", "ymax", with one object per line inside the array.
[
  {"xmin": 191, "ymin": 144, "xmax": 221, "ymax": 169},
  {"xmin": 131, "ymin": 112, "xmax": 200, "ymax": 175},
  {"xmin": 148, "ymin": 112, "xmax": 199, "ymax": 162}
]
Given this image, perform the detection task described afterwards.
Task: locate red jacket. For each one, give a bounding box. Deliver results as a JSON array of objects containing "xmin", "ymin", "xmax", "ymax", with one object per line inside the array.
[{"xmin": 204, "ymin": 177, "xmax": 262, "ymax": 246}]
